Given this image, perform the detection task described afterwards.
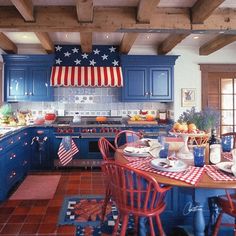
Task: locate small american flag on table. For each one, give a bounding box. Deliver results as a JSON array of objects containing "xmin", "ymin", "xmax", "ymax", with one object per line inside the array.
[{"xmin": 58, "ymin": 137, "xmax": 79, "ymax": 166}]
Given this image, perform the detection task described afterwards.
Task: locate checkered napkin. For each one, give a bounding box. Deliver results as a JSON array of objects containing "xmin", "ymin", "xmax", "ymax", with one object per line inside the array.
[
  {"xmin": 222, "ymin": 152, "xmax": 233, "ymax": 161},
  {"xmin": 123, "ymin": 155, "xmax": 153, "ymax": 162},
  {"xmin": 127, "ymin": 159, "xmax": 204, "ymax": 185},
  {"xmin": 204, "ymin": 165, "xmax": 236, "ymax": 181}
]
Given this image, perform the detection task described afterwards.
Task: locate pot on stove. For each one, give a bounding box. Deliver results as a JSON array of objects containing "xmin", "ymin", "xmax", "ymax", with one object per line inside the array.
[{"xmin": 73, "ymin": 114, "xmax": 81, "ymax": 123}]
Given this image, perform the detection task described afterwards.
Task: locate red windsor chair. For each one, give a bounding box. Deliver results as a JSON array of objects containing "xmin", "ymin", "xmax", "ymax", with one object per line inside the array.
[
  {"xmin": 98, "ymin": 137, "xmax": 116, "ymax": 222},
  {"xmin": 114, "ymin": 130, "xmax": 143, "ymax": 149},
  {"xmin": 102, "ymin": 161, "xmax": 172, "ymax": 236}
]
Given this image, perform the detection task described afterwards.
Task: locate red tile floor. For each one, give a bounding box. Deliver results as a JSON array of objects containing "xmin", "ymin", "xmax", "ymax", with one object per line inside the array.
[{"xmin": 0, "ymin": 169, "xmax": 106, "ymax": 235}]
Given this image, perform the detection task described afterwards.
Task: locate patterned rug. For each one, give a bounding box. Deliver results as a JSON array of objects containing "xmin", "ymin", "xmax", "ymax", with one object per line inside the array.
[{"xmin": 58, "ymin": 195, "xmax": 134, "ymax": 236}]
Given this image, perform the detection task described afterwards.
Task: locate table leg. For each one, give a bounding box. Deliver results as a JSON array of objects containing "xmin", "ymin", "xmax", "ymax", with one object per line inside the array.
[{"xmin": 193, "ymin": 202, "xmax": 205, "ymax": 236}]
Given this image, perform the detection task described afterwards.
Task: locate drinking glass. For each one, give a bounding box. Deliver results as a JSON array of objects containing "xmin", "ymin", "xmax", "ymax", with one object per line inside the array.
[
  {"xmin": 221, "ymin": 136, "xmax": 232, "ymax": 152},
  {"xmin": 193, "ymin": 146, "xmax": 205, "ymax": 167},
  {"xmin": 159, "ymin": 143, "xmax": 169, "ymax": 158}
]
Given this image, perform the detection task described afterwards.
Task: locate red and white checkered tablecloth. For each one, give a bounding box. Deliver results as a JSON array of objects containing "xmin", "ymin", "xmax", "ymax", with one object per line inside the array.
[
  {"xmin": 204, "ymin": 165, "xmax": 236, "ymax": 181},
  {"xmin": 123, "ymin": 155, "xmax": 153, "ymax": 162},
  {"xmin": 222, "ymin": 152, "xmax": 233, "ymax": 161},
  {"xmin": 127, "ymin": 159, "xmax": 205, "ymax": 185}
]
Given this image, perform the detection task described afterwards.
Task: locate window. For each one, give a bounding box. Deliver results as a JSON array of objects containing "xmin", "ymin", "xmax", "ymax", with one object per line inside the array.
[{"xmin": 200, "ymin": 64, "xmax": 236, "ymax": 135}]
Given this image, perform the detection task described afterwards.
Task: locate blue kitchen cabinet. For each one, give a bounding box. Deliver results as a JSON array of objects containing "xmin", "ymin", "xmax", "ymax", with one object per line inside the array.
[
  {"xmin": 3, "ymin": 54, "xmax": 54, "ymax": 102},
  {"xmin": 121, "ymin": 55, "xmax": 178, "ymax": 102},
  {"xmin": 0, "ymin": 129, "xmax": 31, "ymax": 201},
  {"xmin": 30, "ymin": 127, "xmax": 53, "ymax": 170}
]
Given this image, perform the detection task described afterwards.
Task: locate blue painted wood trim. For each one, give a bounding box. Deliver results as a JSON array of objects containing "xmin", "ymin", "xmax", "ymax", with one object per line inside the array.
[
  {"xmin": 120, "ymin": 55, "xmax": 179, "ymax": 66},
  {"xmin": 2, "ymin": 54, "xmax": 55, "ymax": 65}
]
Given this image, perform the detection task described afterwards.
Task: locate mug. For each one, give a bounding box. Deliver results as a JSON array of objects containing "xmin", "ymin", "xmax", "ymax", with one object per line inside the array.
[
  {"xmin": 159, "ymin": 143, "xmax": 169, "ymax": 158},
  {"xmin": 193, "ymin": 146, "xmax": 205, "ymax": 167},
  {"xmin": 221, "ymin": 136, "xmax": 232, "ymax": 152}
]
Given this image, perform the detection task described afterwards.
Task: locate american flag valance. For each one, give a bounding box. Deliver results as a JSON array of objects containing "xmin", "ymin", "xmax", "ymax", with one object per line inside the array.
[
  {"xmin": 50, "ymin": 44, "xmax": 123, "ymax": 87},
  {"xmin": 50, "ymin": 66, "xmax": 123, "ymax": 87}
]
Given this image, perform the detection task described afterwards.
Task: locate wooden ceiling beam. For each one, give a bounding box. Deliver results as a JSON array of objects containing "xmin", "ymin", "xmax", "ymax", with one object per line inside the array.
[
  {"xmin": 0, "ymin": 32, "xmax": 17, "ymax": 54},
  {"xmin": 0, "ymin": 6, "xmax": 236, "ymax": 33},
  {"xmin": 199, "ymin": 34, "xmax": 236, "ymax": 55},
  {"xmin": 34, "ymin": 32, "xmax": 54, "ymax": 53},
  {"xmin": 120, "ymin": 33, "xmax": 139, "ymax": 54},
  {"xmin": 76, "ymin": 0, "xmax": 93, "ymax": 23},
  {"xmin": 158, "ymin": 34, "xmax": 189, "ymax": 55},
  {"xmin": 80, "ymin": 32, "xmax": 92, "ymax": 53},
  {"xmin": 10, "ymin": 0, "xmax": 34, "ymax": 22},
  {"xmin": 191, "ymin": 0, "xmax": 225, "ymax": 24},
  {"xmin": 0, "ymin": 6, "xmax": 190, "ymax": 32},
  {"xmin": 137, "ymin": 0, "xmax": 160, "ymax": 23}
]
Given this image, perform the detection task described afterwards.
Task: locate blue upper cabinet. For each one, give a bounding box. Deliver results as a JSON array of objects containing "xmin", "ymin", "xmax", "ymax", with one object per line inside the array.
[
  {"xmin": 121, "ymin": 55, "xmax": 178, "ymax": 102},
  {"xmin": 3, "ymin": 55, "xmax": 55, "ymax": 102}
]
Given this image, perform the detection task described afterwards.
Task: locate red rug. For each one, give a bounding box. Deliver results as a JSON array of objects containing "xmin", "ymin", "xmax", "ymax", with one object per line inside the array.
[{"xmin": 10, "ymin": 175, "xmax": 61, "ymax": 200}]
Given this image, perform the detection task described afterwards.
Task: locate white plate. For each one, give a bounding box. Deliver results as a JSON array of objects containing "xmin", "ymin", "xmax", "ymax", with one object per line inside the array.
[
  {"xmin": 150, "ymin": 159, "xmax": 188, "ymax": 172},
  {"xmin": 216, "ymin": 162, "xmax": 234, "ymax": 174},
  {"xmin": 123, "ymin": 146, "xmax": 150, "ymax": 157}
]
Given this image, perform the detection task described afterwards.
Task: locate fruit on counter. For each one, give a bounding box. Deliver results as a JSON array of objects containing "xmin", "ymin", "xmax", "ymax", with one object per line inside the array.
[
  {"xmin": 96, "ymin": 116, "xmax": 107, "ymax": 122},
  {"xmin": 130, "ymin": 115, "xmax": 141, "ymax": 121},
  {"xmin": 145, "ymin": 114, "xmax": 155, "ymax": 121}
]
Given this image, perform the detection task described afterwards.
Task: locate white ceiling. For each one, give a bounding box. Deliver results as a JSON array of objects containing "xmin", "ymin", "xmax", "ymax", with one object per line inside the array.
[{"xmin": 1, "ymin": 0, "xmax": 236, "ymax": 53}]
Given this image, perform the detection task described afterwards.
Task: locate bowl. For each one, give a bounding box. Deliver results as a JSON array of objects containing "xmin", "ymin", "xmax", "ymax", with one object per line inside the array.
[{"xmin": 45, "ymin": 113, "xmax": 56, "ymax": 121}]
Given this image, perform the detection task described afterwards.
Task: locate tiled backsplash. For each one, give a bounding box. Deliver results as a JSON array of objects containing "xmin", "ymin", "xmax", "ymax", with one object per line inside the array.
[{"xmin": 10, "ymin": 87, "xmax": 173, "ymax": 117}]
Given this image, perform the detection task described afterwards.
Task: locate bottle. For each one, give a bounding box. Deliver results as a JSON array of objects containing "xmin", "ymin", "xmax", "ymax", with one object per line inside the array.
[{"xmin": 209, "ymin": 128, "xmax": 221, "ymax": 164}]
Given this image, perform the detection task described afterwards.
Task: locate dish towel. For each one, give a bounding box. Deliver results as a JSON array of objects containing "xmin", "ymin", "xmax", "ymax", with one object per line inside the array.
[{"xmin": 58, "ymin": 136, "xmax": 79, "ymax": 166}]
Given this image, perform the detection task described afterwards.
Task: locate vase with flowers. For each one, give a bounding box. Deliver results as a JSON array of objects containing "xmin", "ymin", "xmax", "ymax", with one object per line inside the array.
[{"xmin": 177, "ymin": 107, "xmax": 220, "ymax": 133}]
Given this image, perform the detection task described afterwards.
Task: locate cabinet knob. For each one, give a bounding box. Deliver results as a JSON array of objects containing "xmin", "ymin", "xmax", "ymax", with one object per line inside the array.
[
  {"xmin": 145, "ymin": 92, "xmax": 149, "ymax": 95},
  {"xmin": 149, "ymin": 92, "xmax": 152, "ymax": 95},
  {"xmin": 29, "ymin": 92, "xmax": 32, "ymax": 96},
  {"xmin": 25, "ymin": 92, "xmax": 28, "ymax": 95}
]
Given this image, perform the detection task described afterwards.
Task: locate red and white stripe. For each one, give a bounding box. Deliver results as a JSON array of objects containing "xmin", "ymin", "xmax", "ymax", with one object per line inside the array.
[
  {"xmin": 50, "ymin": 66, "xmax": 123, "ymax": 87},
  {"xmin": 58, "ymin": 139, "xmax": 79, "ymax": 166}
]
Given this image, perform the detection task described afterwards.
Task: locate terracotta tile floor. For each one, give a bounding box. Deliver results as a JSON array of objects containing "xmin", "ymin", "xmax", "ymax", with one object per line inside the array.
[{"xmin": 0, "ymin": 169, "xmax": 106, "ymax": 236}]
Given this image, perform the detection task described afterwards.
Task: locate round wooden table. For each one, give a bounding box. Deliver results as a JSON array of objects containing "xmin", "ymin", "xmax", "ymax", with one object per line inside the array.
[{"xmin": 115, "ymin": 148, "xmax": 236, "ymax": 236}]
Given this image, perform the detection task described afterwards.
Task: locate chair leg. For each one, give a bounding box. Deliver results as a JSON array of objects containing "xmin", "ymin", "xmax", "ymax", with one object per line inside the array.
[
  {"xmin": 155, "ymin": 215, "xmax": 166, "ymax": 236},
  {"xmin": 149, "ymin": 216, "xmax": 155, "ymax": 236},
  {"xmin": 120, "ymin": 214, "xmax": 129, "ymax": 236},
  {"xmin": 101, "ymin": 185, "xmax": 111, "ymax": 222},
  {"xmin": 212, "ymin": 212, "xmax": 223, "ymax": 236},
  {"xmin": 113, "ymin": 214, "xmax": 120, "ymax": 236}
]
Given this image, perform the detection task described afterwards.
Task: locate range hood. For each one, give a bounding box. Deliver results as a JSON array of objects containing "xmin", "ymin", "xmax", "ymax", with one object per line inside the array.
[{"xmin": 50, "ymin": 66, "xmax": 123, "ymax": 87}]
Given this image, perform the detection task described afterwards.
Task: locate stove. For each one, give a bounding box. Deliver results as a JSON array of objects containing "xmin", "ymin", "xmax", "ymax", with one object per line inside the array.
[
  {"xmin": 53, "ymin": 116, "xmax": 73, "ymax": 125},
  {"xmin": 86, "ymin": 120, "xmax": 122, "ymax": 125}
]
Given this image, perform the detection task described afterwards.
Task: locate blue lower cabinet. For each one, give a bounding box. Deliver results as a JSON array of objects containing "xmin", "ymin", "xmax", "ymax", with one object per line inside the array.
[{"xmin": 30, "ymin": 128, "xmax": 53, "ymax": 170}]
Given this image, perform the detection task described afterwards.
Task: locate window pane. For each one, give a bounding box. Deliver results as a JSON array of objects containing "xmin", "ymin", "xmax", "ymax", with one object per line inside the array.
[
  {"xmin": 221, "ymin": 94, "xmax": 233, "ymax": 109},
  {"xmin": 222, "ymin": 126, "xmax": 233, "ymax": 133},
  {"xmin": 221, "ymin": 79, "xmax": 233, "ymax": 94},
  {"xmin": 222, "ymin": 110, "xmax": 233, "ymax": 125}
]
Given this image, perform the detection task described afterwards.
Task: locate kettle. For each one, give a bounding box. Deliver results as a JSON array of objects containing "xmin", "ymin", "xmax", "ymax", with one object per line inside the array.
[{"xmin": 73, "ymin": 113, "xmax": 81, "ymax": 123}]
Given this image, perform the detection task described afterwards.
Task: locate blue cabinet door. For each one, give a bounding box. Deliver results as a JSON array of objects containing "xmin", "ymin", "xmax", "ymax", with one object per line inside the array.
[
  {"xmin": 5, "ymin": 66, "xmax": 28, "ymax": 101},
  {"xmin": 29, "ymin": 66, "xmax": 53, "ymax": 101},
  {"xmin": 149, "ymin": 67, "xmax": 173, "ymax": 101},
  {"xmin": 122, "ymin": 66, "xmax": 148, "ymax": 101}
]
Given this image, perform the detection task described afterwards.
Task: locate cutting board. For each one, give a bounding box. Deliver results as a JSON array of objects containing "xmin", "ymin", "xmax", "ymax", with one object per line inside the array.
[{"xmin": 127, "ymin": 120, "xmax": 158, "ymax": 125}]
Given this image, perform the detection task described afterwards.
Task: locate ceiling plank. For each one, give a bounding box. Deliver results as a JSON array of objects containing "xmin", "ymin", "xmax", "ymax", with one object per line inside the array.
[
  {"xmin": 10, "ymin": 0, "xmax": 34, "ymax": 22},
  {"xmin": 158, "ymin": 34, "xmax": 189, "ymax": 55},
  {"xmin": 120, "ymin": 33, "xmax": 139, "ymax": 54},
  {"xmin": 199, "ymin": 34, "xmax": 236, "ymax": 55},
  {"xmin": 191, "ymin": 0, "xmax": 225, "ymax": 24},
  {"xmin": 137, "ymin": 0, "xmax": 160, "ymax": 23},
  {"xmin": 0, "ymin": 32, "xmax": 17, "ymax": 54},
  {"xmin": 76, "ymin": 0, "xmax": 93, "ymax": 23},
  {"xmin": 34, "ymin": 32, "xmax": 54, "ymax": 53},
  {"xmin": 80, "ymin": 32, "xmax": 92, "ymax": 53}
]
